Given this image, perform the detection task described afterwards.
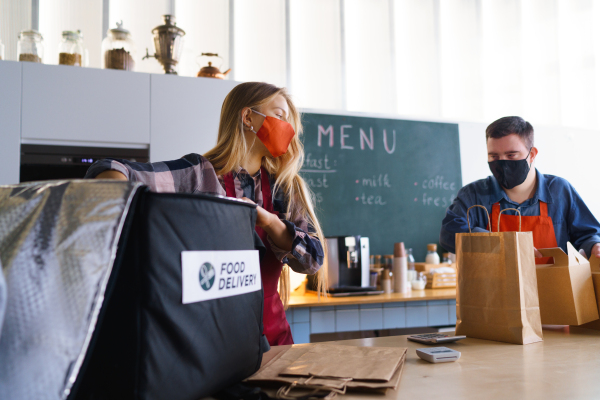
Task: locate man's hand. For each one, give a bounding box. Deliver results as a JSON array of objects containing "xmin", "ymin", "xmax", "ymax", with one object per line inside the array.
[
  {"xmin": 534, "ymin": 247, "xmax": 543, "ymax": 258},
  {"xmin": 592, "ymin": 243, "xmax": 600, "ymax": 259}
]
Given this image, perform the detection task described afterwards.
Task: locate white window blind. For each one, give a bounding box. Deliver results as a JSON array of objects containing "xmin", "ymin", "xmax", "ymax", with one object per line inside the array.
[
  {"xmin": 393, "ymin": 0, "xmax": 440, "ymax": 118},
  {"xmin": 39, "ymin": 0, "xmax": 103, "ymax": 68},
  {"xmin": 344, "ymin": 0, "xmax": 395, "ymax": 114},
  {"xmin": 290, "ymin": 0, "xmax": 343, "ymax": 110},
  {"xmin": 175, "ymin": 0, "xmax": 230, "ymax": 78},
  {"xmin": 233, "ymin": 0, "xmax": 286, "ymax": 88}
]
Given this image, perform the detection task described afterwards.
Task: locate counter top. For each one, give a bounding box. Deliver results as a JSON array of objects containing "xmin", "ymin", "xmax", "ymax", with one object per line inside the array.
[
  {"xmin": 260, "ymin": 325, "xmax": 600, "ymax": 400},
  {"xmin": 288, "ymin": 288, "xmax": 456, "ymax": 308}
]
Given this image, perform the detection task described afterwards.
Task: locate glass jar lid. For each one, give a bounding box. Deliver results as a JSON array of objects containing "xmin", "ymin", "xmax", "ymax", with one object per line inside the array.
[
  {"xmin": 19, "ymin": 30, "xmax": 43, "ymax": 41},
  {"xmin": 108, "ymin": 21, "xmax": 131, "ymax": 41},
  {"xmin": 62, "ymin": 30, "xmax": 82, "ymax": 41}
]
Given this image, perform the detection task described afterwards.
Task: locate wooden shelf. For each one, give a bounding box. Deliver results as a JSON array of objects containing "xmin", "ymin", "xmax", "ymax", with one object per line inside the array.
[{"xmin": 288, "ymin": 288, "xmax": 456, "ymax": 308}]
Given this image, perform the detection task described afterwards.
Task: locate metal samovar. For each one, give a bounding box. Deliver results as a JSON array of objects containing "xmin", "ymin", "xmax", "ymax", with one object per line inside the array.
[{"xmin": 143, "ymin": 15, "xmax": 185, "ymax": 74}]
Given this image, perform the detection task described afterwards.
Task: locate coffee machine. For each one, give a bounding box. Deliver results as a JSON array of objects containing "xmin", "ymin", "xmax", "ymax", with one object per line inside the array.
[{"xmin": 309, "ymin": 236, "xmax": 375, "ymax": 295}]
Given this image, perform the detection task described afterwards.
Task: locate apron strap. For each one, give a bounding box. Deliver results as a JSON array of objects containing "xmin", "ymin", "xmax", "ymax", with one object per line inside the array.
[
  {"xmin": 224, "ymin": 168, "xmax": 276, "ymax": 216},
  {"xmin": 539, "ymin": 201, "xmax": 548, "ymax": 217},
  {"xmin": 260, "ymin": 167, "xmax": 276, "ymax": 215},
  {"xmin": 223, "ymin": 172, "xmax": 236, "ymax": 198}
]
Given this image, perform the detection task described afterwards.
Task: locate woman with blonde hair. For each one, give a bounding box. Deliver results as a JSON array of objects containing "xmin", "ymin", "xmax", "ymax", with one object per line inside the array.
[{"xmin": 87, "ymin": 81, "xmax": 327, "ymax": 346}]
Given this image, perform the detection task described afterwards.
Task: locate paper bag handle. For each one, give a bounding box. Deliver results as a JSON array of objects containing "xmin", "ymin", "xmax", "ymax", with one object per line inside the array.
[
  {"xmin": 590, "ymin": 252, "xmax": 600, "ymax": 273},
  {"xmin": 497, "ymin": 208, "xmax": 521, "ymax": 232},
  {"xmin": 466, "ymin": 205, "xmax": 491, "ymax": 233},
  {"xmin": 276, "ymin": 376, "xmax": 351, "ymax": 400}
]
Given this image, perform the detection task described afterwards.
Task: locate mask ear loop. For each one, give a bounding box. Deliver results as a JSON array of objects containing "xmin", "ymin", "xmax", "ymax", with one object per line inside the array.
[{"xmin": 525, "ymin": 147, "xmax": 533, "ymax": 168}]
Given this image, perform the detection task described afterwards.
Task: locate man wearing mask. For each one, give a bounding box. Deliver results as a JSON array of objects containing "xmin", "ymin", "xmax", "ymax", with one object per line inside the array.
[{"xmin": 440, "ymin": 116, "xmax": 600, "ymax": 262}]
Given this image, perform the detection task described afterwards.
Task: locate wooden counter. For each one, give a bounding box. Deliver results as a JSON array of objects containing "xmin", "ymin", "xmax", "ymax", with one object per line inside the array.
[
  {"xmin": 288, "ymin": 288, "xmax": 456, "ymax": 308},
  {"xmin": 260, "ymin": 325, "xmax": 600, "ymax": 400}
]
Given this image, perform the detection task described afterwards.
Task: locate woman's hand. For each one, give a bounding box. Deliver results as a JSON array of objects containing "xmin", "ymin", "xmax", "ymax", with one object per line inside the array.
[
  {"xmin": 241, "ymin": 197, "xmax": 274, "ymax": 228},
  {"xmin": 96, "ymin": 170, "xmax": 127, "ymax": 180},
  {"xmin": 241, "ymin": 197, "xmax": 294, "ymax": 251}
]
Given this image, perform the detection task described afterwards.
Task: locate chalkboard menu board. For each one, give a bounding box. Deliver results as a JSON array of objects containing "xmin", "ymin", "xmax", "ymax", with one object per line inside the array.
[{"xmin": 300, "ymin": 112, "xmax": 462, "ymax": 259}]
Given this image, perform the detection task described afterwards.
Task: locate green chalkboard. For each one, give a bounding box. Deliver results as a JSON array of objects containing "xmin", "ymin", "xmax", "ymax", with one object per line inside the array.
[{"xmin": 300, "ymin": 112, "xmax": 462, "ymax": 260}]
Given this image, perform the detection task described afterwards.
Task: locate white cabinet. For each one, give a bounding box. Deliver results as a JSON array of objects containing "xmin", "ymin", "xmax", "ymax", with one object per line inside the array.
[
  {"xmin": 21, "ymin": 63, "xmax": 151, "ymax": 145},
  {"xmin": 149, "ymin": 75, "xmax": 238, "ymax": 162},
  {"xmin": 0, "ymin": 61, "xmax": 21, "ymax": 185}
]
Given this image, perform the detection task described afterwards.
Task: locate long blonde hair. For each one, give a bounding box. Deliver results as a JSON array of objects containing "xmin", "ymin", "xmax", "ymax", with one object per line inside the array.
[{"xmin": 204, "ymin": 82, "xmax": 328, "ymax": 306}]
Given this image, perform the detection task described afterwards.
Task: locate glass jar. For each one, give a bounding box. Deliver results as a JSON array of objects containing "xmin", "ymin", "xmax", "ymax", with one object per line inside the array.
[
  {"xmin": 383, "ymin": 255, "xmax": 394, "ymax": 291},
  {"xmin": 102, "ymin": 21, "xmax": 135, "ymax": 71},
  {"xmin": 17, "ymin": 30, "xmax": 44, "ymax": 63},
  {"xmin": 407, "ymin": 248, "xmax": 415, "ymax": 270},
  {"xmin": 58, "ymin": 30, "xmax": 84, "ymax": 66},
  {"xmin": 425, "ymin": 244, "xmax": 440, "ymax": 264}
]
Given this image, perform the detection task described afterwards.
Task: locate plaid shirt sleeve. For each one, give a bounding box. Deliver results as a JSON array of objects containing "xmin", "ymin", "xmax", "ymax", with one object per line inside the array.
[
  {"xmin": 84, "ymin": 153, "xmax": 225, "ymax": 196},
  {"xmin": 267, "ymin": 196, "xmax": 324, "ymax": 275}
]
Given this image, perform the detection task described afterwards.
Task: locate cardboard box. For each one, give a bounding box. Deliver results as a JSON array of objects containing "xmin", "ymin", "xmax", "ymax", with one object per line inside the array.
[
  {"xmin": 414, "ymin": 262, "xmax": 456, "ymax": 273},
  {"xmin": 536, "ymin": 243, "xmax": 599, "ymax": 326},
  {"xmin": 578, "ymin": 255, "xmax": 600, "ymax": 331}
]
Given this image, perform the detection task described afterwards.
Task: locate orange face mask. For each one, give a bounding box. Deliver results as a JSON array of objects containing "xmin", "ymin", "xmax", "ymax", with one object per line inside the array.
[{"xmin": 251, "ymin": 110, "xmax": 295, "ymax": 158}]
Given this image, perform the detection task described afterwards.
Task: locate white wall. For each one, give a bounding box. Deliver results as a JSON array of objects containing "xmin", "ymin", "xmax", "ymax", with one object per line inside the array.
[
  {"xmin": 0, "ymin": 61, "xmax": 21, "ymax": 185},
  {"xmin": 150, "ymin": 74, "xmax": 238, "ymax": 162}
]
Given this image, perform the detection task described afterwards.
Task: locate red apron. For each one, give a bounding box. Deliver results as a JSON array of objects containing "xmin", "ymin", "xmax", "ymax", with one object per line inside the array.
[
  {"xmin": 491, "ymin": 201, "xmax": 558, "ymax": 265},
  {"xmin": 224, "ymin": 168, "xmax": 294, "ymax": 346}
]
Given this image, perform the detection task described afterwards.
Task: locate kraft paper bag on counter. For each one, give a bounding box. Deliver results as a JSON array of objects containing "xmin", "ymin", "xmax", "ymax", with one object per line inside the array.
[
  {"xmin": 455, "ymin": 205, "xmax": 543, "ymax": 345},
  {"xmin": 246, "ymin": 343, "xmax": 407, "ymax": 397},
  {"xmin": 536, "ymin": 243, "xmax": 599, "ymax": 325},
  {"xmin": 570, "ymin": 250, "xmax": 600, "ymax": 330}
]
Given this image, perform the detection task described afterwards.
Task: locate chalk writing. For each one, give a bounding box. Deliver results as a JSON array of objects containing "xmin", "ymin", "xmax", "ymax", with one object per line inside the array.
[
  {"xmin": 361, "ymin": 174, "xmax": 392, "ymax": 188},
  {"xmin": 316, "ymin": 124, "xmax": 396, "ymax": 154},
  {"xmin": 422, "ymin": 176, "xmax": 456, "ymax": 191},
  {"xmin": 360, "ymin": 128, "xmax": 374, "ymax": 150},
  {"xmin": 357, "ymin": 192, "xmax": 387, "ymax": 206},
  {"xmin": 304, "ymin": 153, "xmax": 336, "ymax": 170},
  {"xmin": 305, "ymin": 174, "xmax": 329, "ymax": 188},
  {"xmin": 422, "ymin": 193, "xmax": 456, "ymax": 208}
]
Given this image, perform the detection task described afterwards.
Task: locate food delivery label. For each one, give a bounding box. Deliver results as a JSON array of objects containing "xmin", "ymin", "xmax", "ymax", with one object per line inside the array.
[{"xmin": 181, "ymin": 250, "xmax": 261, "ymax": 304}]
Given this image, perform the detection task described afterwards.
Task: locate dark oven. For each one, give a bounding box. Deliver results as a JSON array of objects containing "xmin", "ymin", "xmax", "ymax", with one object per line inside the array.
[{"xmin": 20, "ymin": 144, "xmax": 149, "ymax": 183}]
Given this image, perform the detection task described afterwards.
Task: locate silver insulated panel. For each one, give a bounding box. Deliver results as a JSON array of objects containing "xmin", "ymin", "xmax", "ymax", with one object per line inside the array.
[{"xmin": 0, "ymin": 180, "xmax": 141, "ymax": 400}]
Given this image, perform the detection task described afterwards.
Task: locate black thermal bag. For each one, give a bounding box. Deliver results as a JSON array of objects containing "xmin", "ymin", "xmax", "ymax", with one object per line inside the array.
[{"xmin": 70, "ymin": 188, "xmax": 267, "ymax": 400}]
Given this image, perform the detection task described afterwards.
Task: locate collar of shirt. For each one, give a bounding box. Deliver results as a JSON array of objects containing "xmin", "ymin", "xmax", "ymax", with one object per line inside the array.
[{"xmin": 489, "ymin": 168, "xmax": 554, "ymax": 207}]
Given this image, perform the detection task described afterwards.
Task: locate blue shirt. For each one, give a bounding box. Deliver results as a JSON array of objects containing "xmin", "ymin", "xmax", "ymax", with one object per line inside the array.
[{"xmin": 440, "ymin": 169, "xmax": 600, "ymax": 258}]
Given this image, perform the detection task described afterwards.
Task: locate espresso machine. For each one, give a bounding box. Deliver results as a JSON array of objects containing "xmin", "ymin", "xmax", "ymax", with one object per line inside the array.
[{"xmin": 309, "ymin": 236, "xmax": 377, "ymax": 295}]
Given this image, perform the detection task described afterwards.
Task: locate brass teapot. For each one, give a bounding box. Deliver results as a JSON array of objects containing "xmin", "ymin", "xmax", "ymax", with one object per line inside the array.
[{"xmin": 197, "ymin": 53, "xmax": 231, "ymax": 79}]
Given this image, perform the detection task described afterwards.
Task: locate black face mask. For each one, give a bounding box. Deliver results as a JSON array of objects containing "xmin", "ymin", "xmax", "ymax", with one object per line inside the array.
[{"xmin": 488, "ymin": 148, "xmax": 532, "ymax": 189}]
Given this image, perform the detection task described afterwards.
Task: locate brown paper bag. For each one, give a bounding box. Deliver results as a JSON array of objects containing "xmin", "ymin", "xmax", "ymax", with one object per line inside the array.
[
  {"xmin": 455, "ymin": 205, "xmax": 543, "ymax": 345},
  {"xmin": 246, "ymin": 343, "xmax": 407, "ymax": 395},
  {"xmin": 280, "ymin": 344, "xmax": 405, "ymax": 382},
  {"xmin": 536, "ymin": 243, "xmax": 599, "ymax": 325},
  {"xmin": 575, "ymin": 253, "xmax": 600, "ymax": 330}
]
